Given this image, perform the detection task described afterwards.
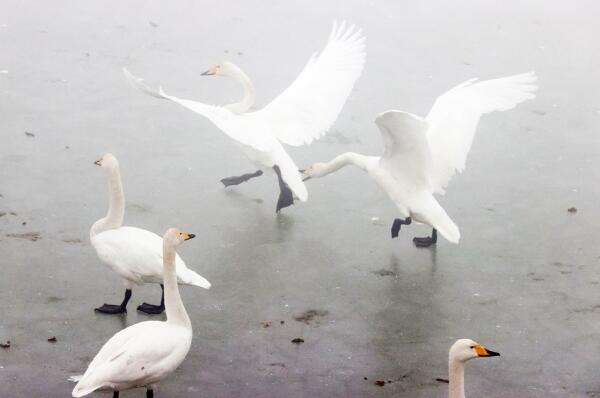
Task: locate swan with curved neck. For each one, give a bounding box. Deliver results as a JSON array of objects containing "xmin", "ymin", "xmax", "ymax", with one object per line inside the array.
[
  {"xmin": 124, "ymin": 21, "xmax": 366, "ymax": 213},
  {"xmin": 90, "ymin": 153, "xmax": 210, "ymax": 315},
  {"xmin": 72, "ymin": 228, "xmax": 196, "ymax": 398},
  {"xmin": 302, "ymin": 72, "xmax": 537, "ymax": 247},
  {"xmin": 447, "ymin": 339, "xmax": 500, "ymax": 398}
]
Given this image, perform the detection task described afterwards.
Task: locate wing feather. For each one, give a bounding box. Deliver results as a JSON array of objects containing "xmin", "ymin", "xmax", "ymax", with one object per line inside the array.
[
  {"xmin": 254, "ymin": 21, "xmax": 366, "ymax": 146},
  {"xmin": 426, "ymin": 72, "xmax": 538, "ymax": 193}
]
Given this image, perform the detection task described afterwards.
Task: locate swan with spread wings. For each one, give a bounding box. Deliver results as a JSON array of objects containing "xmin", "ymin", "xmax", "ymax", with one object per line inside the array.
[
  {"xmin": 302, "ymin": 72, "xmax": 537, "ymax": 246},
  {"xmin": 124, "ymin": 21, "xmax": 365, "ymax": 212}
]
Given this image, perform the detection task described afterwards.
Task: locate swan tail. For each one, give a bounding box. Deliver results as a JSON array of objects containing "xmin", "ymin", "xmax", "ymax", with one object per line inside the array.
[
  {"xmin": 68, "ymin": 375, "xmax": 82, "ymax": 383},
  {"xmin": 415, "ymin": 195, "xmax": 460, "ymax": 244},
  {"xmin": 272, "ymin": 145, "xmax": 308, "ymax": 202},
  {"xmin": 180, "ymin": 268, "xmax": 211, "ymax": 289},
  {"xmin": 71, "ymin": 380, "xmax": 101, "ymax": 398}
]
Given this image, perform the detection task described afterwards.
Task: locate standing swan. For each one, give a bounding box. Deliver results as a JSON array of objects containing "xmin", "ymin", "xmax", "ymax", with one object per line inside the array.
[
  {"xmin": 447, "ymin": 339, "xmax": 500, "ymax": 398},
  {"xmin": 302, "ymin": 72, "xmax": 537, "ymax": 246},
  {"xmin": 71, "ymin": 228, "xmax": 197, "ymax": 397},
  {"xmin": 91, "ymin": 154, "xmax": 210, "ymax": 314},
  {"xmin": 123, "ymin": 20, "xmax": 366, "ymax": 212}
]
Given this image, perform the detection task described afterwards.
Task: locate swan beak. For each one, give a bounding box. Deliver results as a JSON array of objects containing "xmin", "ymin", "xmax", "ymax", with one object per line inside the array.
[
  {"xmin": 299, "ymin": 169, "xmax": 311, "ymax": 181},
  {"xmin": 183, "ymin": 233, "xmax": 196, "ymax": 241},
  {"xmin": 94, "ymin": 159, "xmax": 102, "ymax": 166},
  {"xmin": 201, "ymin": 66, "xmax": 218, "ymax": 76},
  {"xmin": 475, "ymin": 345, "xmax": 500, "ymax": 357}
]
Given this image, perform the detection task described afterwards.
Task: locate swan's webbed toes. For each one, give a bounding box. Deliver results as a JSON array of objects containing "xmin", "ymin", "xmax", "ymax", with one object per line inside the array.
[
  {"xmin": 94, "ymin": 304, "xmax": 127, "ymax": 314},
  {"xmin": 221, "ymin": 176, "xmax": 244, "ymax": 186},
  {"xmin": 276, "ymin": 186, "xmax": 294, "ymax": 213},
  {"xmin": 412, "ymin": 236, "xmax": 436, "ymax": 248},
  {"xmin": 137, "ymin": 302, "xmax": 165, "ymax": 315}
]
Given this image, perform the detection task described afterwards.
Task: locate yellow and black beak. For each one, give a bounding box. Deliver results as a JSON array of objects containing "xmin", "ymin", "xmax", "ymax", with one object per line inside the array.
[
  {"xmin": 299, "ymin": 169, "xmax": 311, "ymax": 182},
  {"xmin": 474, "ymin": 344, "xmax": 500, "ymax": 357},
  {"xmin": 94, "ymin": 158, "xmax": 102, "ymax": 166},
  {"xmin": 182, "ymin": 232, "xmax": 196, "ymax": 241},
  {"xmin": 201, "ymin": 65, "xmax": 219, "ymax": 76}
]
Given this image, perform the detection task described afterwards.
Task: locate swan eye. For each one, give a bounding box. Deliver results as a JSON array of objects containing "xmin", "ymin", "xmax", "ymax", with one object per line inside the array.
[{"xmin": 470, "ymin": 345, "xmax": 475, "ymax": 349}]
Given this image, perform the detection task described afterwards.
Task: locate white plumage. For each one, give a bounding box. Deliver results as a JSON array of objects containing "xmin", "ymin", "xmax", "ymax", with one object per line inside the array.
[
  {"xmin": 303, "ymin": 72, "xmax": 537, "ymax": 246},
  {"xmin": 72, "ymin": 228, "xmax": 196, "ymax": 397},
  {"xmin": 123, "ymin": 21, "xmax": 366, "ymax": 210},
  {"xmin": 90, "ymin": 153, "xmax": 210, "ymax": 314}
]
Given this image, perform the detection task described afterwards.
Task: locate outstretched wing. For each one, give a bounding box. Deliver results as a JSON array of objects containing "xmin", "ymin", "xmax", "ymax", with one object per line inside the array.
[
  {"xmin": 123, "ymin": 68, "xmax": 273, "ymax": 152},
  {"xmin": 254, "ymin": 21, "xmax": 366, "ymax": 146},
  {"xmin": 375, "ymin": 110, "xmax": 433, "ymax": 192},
  {"xmin": 426, "ymin": 72, "xmax": 538, "ymax": 193}
]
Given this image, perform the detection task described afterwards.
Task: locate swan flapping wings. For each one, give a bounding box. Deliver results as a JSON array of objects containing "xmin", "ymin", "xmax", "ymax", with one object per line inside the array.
[
  {"xmin": 377, "ymin": 72, "xmax": 537, "ymax": 194},
  {"xmin": 123, "ymin": 21, "xmax": 366, "ymax": 152}
]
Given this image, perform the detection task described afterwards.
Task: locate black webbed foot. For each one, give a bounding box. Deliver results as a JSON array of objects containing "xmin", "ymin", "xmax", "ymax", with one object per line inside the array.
[
  {"xmin": 391, "ymin": 217, "xmax": 412, "ymax": 238},
  {"xmin": 412, "ymin": 228, "xmax": 438, "ymax": 247},
  {"xmin": 273, "ymin": 165, "xmax": 294, "ymax": 213},
  {"xmin": 94, "ymin": 289, "xmax": 131, "ymax": 314},
  {"xmin": 137, "ymin": 302, "xmax": 165, "ymax": 315},
  {"xmin": 94, "ymin": 304, "xmax": 127, "ymax": 314},
  {"xmin": 276, "ymin": 186, "xmax": 294, "ymax": 213},
  {"xmin": 220, "ymin": 170, "xmax": 263, "ymax": 187}
]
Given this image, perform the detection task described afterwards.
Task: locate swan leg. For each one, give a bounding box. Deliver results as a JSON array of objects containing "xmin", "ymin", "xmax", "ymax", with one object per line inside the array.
[
  {"xmin": 412, "ymin": 228, "xmax": 438, "ymax": 247},
  {"xmin": 94, "ymin": 289, "xmax": 132, "ymax": 314},
  {"xmin": 273, "ymin": 165, "xmax": 294, "ymax": 213},
  {"xmin": 137, "ymin": 284, "xmax": 165, "ymax": 315},
  {"xmin": 113, "ymin": 392, "xmax": 119, "ymax": 398},
  {"xmin": 391, "ymin": 217, "xmax": 412, "ymax": 238},
  {"xmin": 146, "ymin": 388, "xmax": 154, "ymax": 397},
  {"xmin": 220, "ymin": 170, "xmax": 263, "ymax": 186}
]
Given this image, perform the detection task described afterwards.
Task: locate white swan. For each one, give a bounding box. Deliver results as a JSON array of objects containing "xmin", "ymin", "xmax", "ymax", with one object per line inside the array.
[
  {"xmin": 91, "ymin": 153, "xmax": 210, "ymax": 314},
  {"xmin": 72, "ymin": 228, "xmax": 196, "ymax": 398},
  {"xmin": 302, "ymin": 72, "xmax": 537, "ymax": 246},
  {"xmin": 123, "ymin": 20, "xmax": 366, "ymax": 213},
  {"xmin": 448, "ymin": 339, "xmax": 500, "ymax": 398}
]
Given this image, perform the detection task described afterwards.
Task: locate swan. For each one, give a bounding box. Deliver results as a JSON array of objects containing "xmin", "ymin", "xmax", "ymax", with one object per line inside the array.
[
  {"xmin": 91, "ymin": 153, "xmax": 210, "ymax": 314},
  {"xmin": 123, "ymin": 20, "xmax": 366, "ymax": 213},
  {"xmin": 447, "ymin": 339, "xmax": 500, "ymax": 398},
  {"xmin": 71, "ymin": 228, "xmax": 197, "ymax": 398},
  {"xmin": 302, "ymin": 72, "xmax": 537, "ymax": 246}
]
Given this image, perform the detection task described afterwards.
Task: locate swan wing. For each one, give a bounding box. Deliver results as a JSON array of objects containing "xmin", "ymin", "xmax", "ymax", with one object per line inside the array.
[
  {"xmin": 253, "ymin": 21, "xmax": 366, "ymax": 146},
  {"xmin": 425, "ymin": 71, "xmax": 537, "ymax": 193},
  {"xmin": 123, "ymin": 68, "xmax": 273, "ymax": 152},
  {"xmin": 93, "ymin": 227, "xmax": 210, "ymax": 288},
  {"xmin": 72, "ymin": 322, "xmax": 187, "ymax": 396},
  {"xmin": 375, "ymin": 110, "xmax": 433, "ymax": 191}
]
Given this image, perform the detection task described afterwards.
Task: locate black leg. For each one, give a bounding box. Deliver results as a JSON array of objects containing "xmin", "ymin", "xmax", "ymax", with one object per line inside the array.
[
  {"xmin": 391, "ymin": 217, "xmax": 412, "ymax": 238},
  {"xmin": 95, "ymin": 289, "xmax": 132, "ymax": 314},
  {"xmin": 273, "ymin": 165, "xmax": 294, "ymax": 213},
  {"xmin": 113, "ymin": 391, "xmax": 119, "ymax": 398},
  {"xmin": 220, "ymin": 170, "xmax": 263, "ymax": 187},
  {"xmin": 413, "ymin": 228, "xmax": 438, "ymax": 247},
  {"xmin": 137, "ymin": 284, "xmax": 165, "ymax": 315},
  {"xmin": 147, "ymin": 389, "xmax": 154, "ymax": 398}
]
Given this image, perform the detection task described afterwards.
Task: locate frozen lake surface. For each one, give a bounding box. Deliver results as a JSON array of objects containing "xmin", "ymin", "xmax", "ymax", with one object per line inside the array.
[{"xmin": 1, "ymin": 1, "xmax": 599, "ymax": 397}]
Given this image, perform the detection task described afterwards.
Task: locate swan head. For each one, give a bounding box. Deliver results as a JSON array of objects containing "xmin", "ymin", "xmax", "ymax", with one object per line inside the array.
[
  {"xmin": 300, "ymin": 163, "xmax": 329, "ymax": 181},
  {"xmin": 201, "ymin": 62, "xmax": 241, "ymax": 78},
  {"xmin": 94, "ymin": 153, "xmax": 119, "ymax": 171},
  {"xmin": 449, "ymin": 339, "xmax": 500, "ymax": 363},
  {"xmin": 164, "ymin": 227, "xmax": 196, "ymax": 248}
]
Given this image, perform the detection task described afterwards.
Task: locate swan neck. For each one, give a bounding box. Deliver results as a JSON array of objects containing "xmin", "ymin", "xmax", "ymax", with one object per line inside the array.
[
  {"xmin": 90, "ymin": 166, "xmax": 125, "ymax": 237},
  {"xmin": 448, "ymin": 358, "xmax": 465, "ymax": 398},
  {"xmin": 225, "ymin": 65, "xmax": 255, "ymax": 113},
  {"xmin": 324, "ymin": 152, "xmax": 368, "ymax": 175},
  {"xmin": 163, "ymin": 241, "xmax": 191, "ymax": 329}
]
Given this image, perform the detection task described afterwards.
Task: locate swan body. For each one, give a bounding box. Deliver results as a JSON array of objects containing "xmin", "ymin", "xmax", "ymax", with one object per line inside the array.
[
  {"xmin": 448, "ymin": 339, "xmax": 500, "ymax": 398},
  {"xmin": 303, "ymin": 72, "xmax": 537, "ymax": 246},
  {"xmin": 123, "ymin": 20, "xmax": 366, "ymax": 212},
  {"xmin": 91, "ymin": 154, "xmax": 210, "ymax": 314},
  {"xmin": 72, "ymin": 228, "xmax": 196, "ymax": 397}
]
